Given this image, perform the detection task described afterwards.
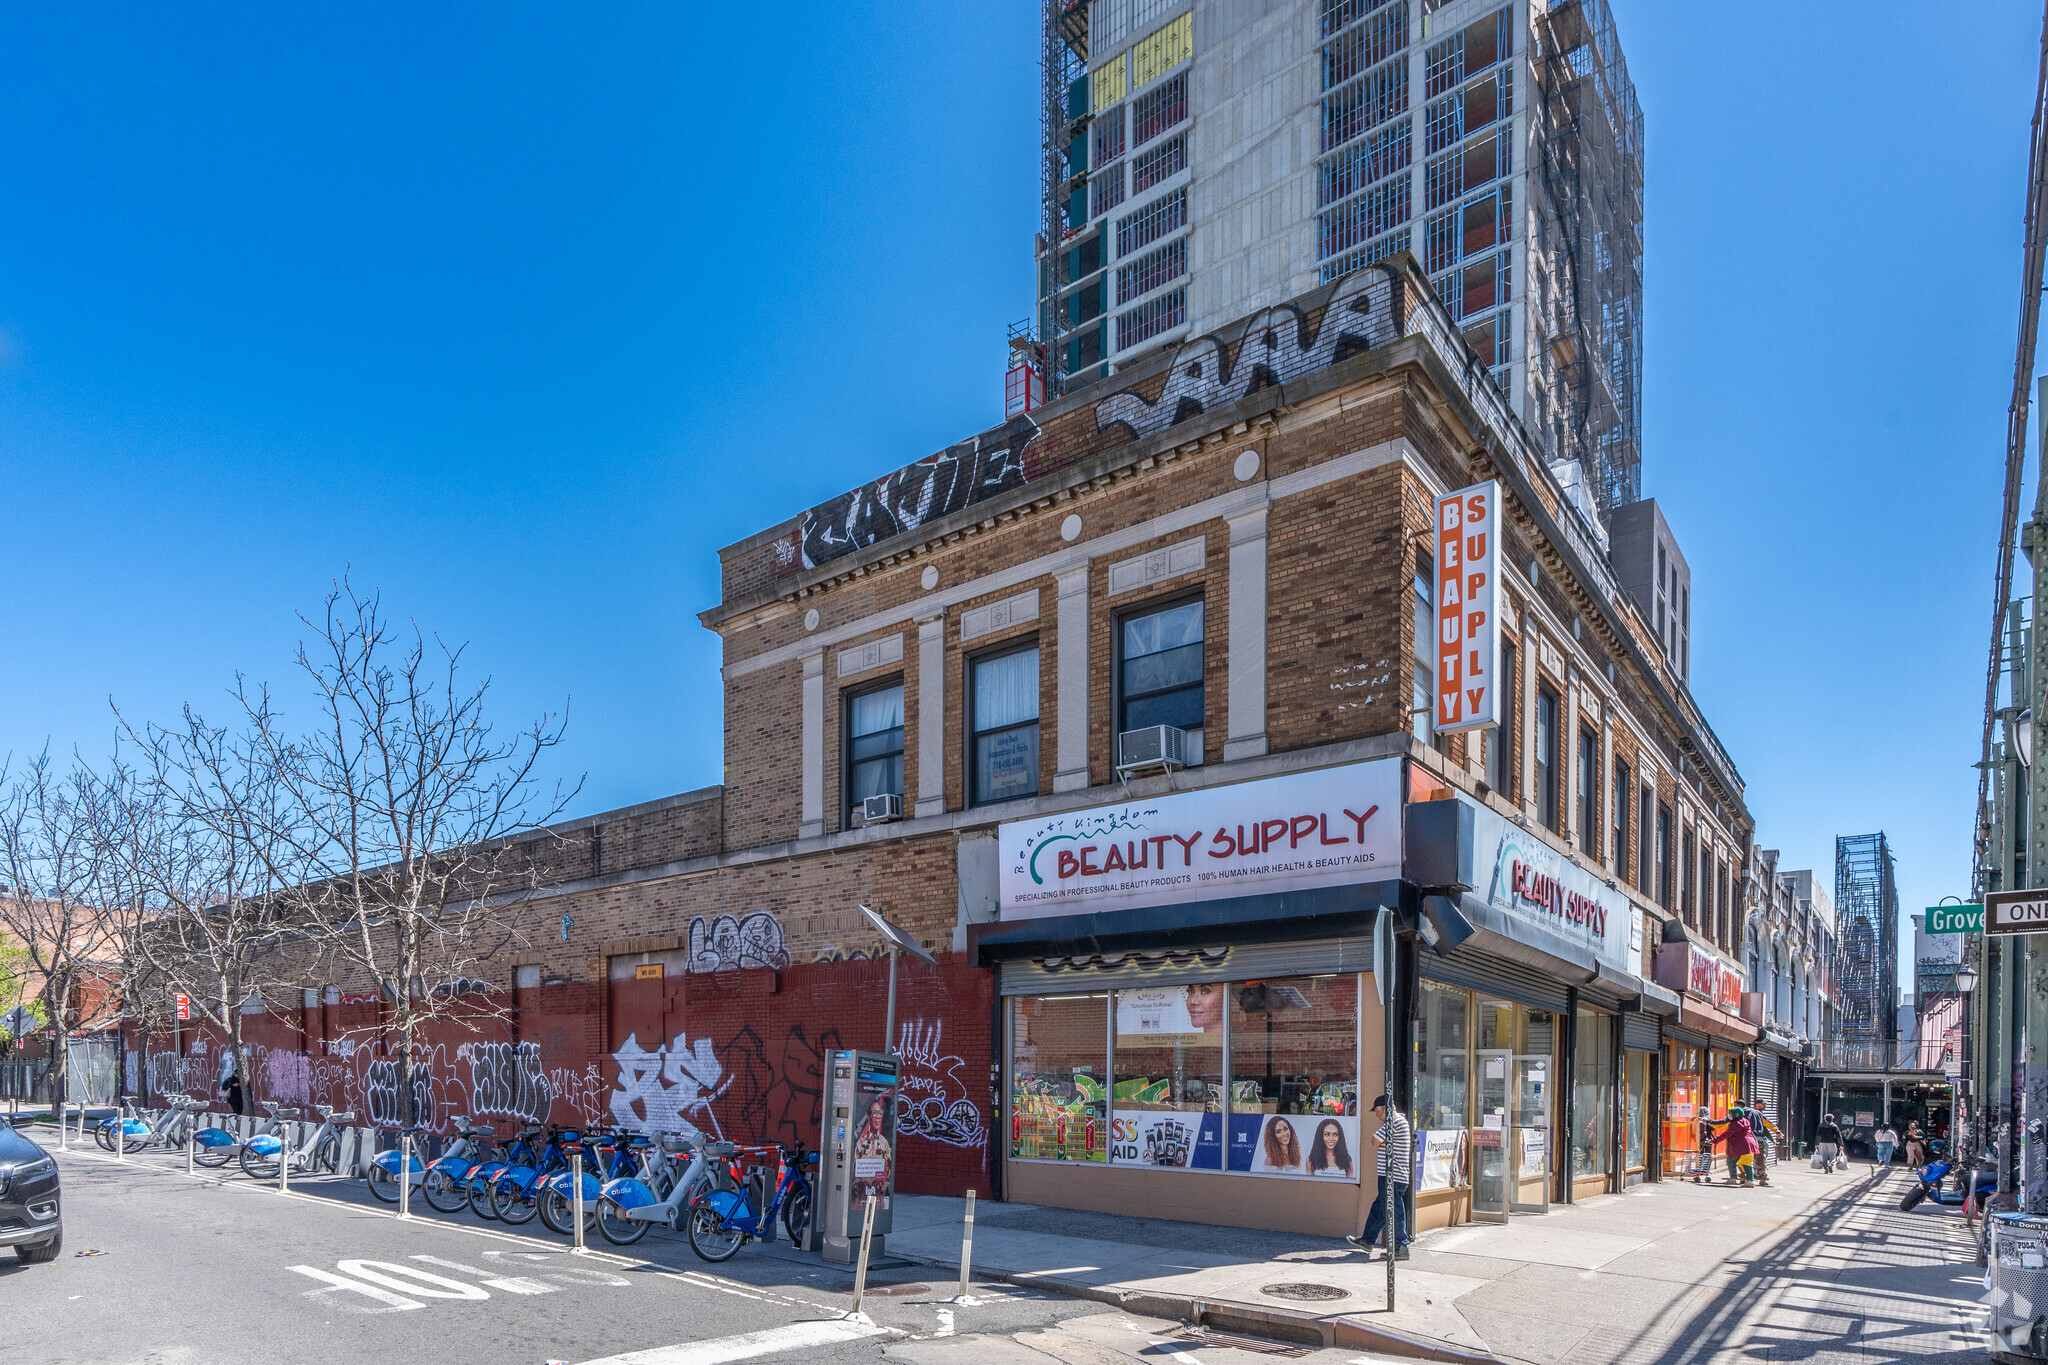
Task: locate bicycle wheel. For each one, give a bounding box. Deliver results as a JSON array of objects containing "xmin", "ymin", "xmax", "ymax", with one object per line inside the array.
[
  {"xmin": 596, "ymin": 1196, "xmax": 652, "ymax": 1247},
  {"xmin": 193, "ymin": 1133, "xmax": 235, "ymax": 1169},
  {"xmin": 537, "ymin": 1184, "xmax": 574, "ymax": 1236},
  {"xmin": 686, "ymin": 1204, "xmax": 745, "ymax": 1263},
  {"xmin": 421, "ymin": 1165, "xmax": 468, "ymax": 1213},
  {"xmin": 468, "ymin": 1172, "xmax": 500, "ymax": 1221},
  {"xmin": 94, "ymin": 1122, "xmax": 114, "ymax": 1152},
  {"xmin": 492, "ymin": 1175, "xmax": 538, "ymax": 1225},
  {"xmin": 242, "ymin": 1145, "xmax": 281, "ymax": 1181},
  {"xmin": 364, "ymin": 1157, "xmax": 402, "ymax": 1204},
  {"xmin": 314, "ymin": 1134, "xmax": 341, "ymax": 1175},
  {"xmin": 782, "ymin": 1186, "xmax": 812, "ymax": 1246}
]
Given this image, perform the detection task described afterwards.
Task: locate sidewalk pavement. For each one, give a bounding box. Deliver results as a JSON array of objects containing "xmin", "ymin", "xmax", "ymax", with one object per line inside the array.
[{"xmin": 875, "ymin": 1161, "xmax": 1988, "ymax": 1364}]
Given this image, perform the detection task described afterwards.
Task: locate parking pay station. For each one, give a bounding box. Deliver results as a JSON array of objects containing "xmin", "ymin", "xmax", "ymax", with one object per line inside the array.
[{"xmin": 817, "ymin": 1048, "xmax": 901, "ymax": 1263}]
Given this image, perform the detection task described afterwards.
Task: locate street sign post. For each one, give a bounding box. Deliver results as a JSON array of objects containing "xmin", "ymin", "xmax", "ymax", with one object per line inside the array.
[{"xmin": 1986, "ymin": 890, "xmax": 2048, "ymax": 936}]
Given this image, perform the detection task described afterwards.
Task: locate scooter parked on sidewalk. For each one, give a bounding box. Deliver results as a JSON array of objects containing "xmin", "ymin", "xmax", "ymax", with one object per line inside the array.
[{"xmin": 1901, "ymin": 1149, "xmax": 1996, "ymax": 1211}]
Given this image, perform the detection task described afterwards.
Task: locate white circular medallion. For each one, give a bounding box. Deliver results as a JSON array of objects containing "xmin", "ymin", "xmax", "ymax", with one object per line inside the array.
[
  {"xmin": 1060, "ymin": 513, "xmax": 1083, "ymax": 542},
  {"xmin": 921, "ymin": 565, "xmax": 940, "ymax": 591},
  {"xmin": 1234, "ymin": 449, "xmax": 1262, "ymax": 482},
  {"xmin": 803, "ymin": 608, "xmax": 820, "ymax": 632}
]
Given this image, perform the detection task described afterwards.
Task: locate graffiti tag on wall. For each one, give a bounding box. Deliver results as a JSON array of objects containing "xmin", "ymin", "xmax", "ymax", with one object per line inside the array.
[
  {"xmin": 685, "ymin": 912, "xmax": 790, "ymax": 974},
  {"xmin": 796, "ymin": 418, "xmax": 1039, "ymax": 570},
  {"xmin": 894, "ymin": 1019, "xmax": 987, "ymax": 1151},
  {"xmin": 468, "ymin": 1041, "xmax": 555, "ymax": 1125}
]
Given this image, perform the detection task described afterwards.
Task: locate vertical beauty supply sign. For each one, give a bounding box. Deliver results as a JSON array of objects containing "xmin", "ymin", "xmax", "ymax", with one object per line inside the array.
[{"xmin": 1435, "ymin": 480, "xmax": 1500, "ymax": 733}]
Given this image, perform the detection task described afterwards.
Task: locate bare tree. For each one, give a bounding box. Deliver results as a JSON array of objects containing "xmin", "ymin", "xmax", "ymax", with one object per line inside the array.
[
  {"xmin": 0, "ymin": 752, "xmax": 126, "ymax": 1123},
  {"xmin": 113, "ymin": 703, "xmax": 309, "ymax": 1112},
  {"xmin": 255, "ymin": 581, "xmax": 577, "ymax": 1128}
]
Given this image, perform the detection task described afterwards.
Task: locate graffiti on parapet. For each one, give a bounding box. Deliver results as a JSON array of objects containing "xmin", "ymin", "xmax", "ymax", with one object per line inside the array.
[
  {"xmin": 467, "ymin": 1041, "xmax": 554, "ymax": 1125},
  {"xmin": 610, "ymin": 1030, "xmax": 729, "ymax": 1140},
  {"xmin": 811, "ymin": 946, "xmax": 871, "ymax": 964},
  {"xmin": 264, "ymin": 1048, "xmax": 311, "ymax": 1105},
  {"xmin": 796, "ymin": 417, "xmax": 1040, "ymax": 570},
  {"xmin": 893, "ymin": 1019, "xmax": 987, "ymax": 1151},
  {"xmin": 685, "ymin": 912, "xmax": 790, "ymax": 974},
  {"xmin": 1093, "ymin": 267, "xmax": 1400, "ymax": 441}
]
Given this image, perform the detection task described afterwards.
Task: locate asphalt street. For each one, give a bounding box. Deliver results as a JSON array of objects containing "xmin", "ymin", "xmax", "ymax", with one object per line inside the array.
[{"xmin": 3, "ymin": 1129, "xmax": 1389, "ymax": 1365}]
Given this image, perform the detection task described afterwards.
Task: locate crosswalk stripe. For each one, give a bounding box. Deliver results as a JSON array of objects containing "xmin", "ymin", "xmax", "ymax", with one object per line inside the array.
[{"xmin": 570, "ymin": 1318, "xmax": 889, "ymax": 1365}]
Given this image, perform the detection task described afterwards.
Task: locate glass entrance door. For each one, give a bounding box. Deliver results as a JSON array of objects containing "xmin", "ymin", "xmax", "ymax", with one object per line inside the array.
[
  {"xmin": 1510, "ymin": 1053, "xmax": 1551, "ymax": 1214},
  {"xmin": 1471, "ymin": 1049, "xmax": 1510, "ymax": 1222}
]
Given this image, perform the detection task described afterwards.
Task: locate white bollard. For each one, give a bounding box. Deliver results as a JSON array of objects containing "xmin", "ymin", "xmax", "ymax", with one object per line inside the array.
[
  {"xmin": 280, "ymin": 1133, "xmax": 291, "ymax": 1194},
  {"xmin": 851, "ymin": 1192, "xmax": 878, "ymax": 1317},
  {"xmin": 957, "ymin": 1189, "xmax": 976, "ymax": 1300},
  {"xmin": 57, "ymin": 1104, "xmax": 66, "ymax": 1150},
  {"xmin": 571, "ymin": 1152, "xmax": 587, "ymax": 1255},
  {"xmin": 117, "ymin": 1114, "xmax": 126, "ymax": 1162},
  {"xmin": 186, "ymin": 1124, "xmax": 195, "ymax": 1177},
  {"xmin": 398, "ymin": 1135, "xmax": 412, "ymax": 1220}
]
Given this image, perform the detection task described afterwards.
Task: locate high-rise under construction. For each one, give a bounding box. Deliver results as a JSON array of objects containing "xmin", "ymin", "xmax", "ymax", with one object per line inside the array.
[{"xmin": 1035, "ymin": 0, "xmax": 1644, "ymax": 511}]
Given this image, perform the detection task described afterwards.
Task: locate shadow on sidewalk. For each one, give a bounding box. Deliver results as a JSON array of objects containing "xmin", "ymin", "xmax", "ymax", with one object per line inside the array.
[{"xmin": 1604, "ymin": 1171, "xmax": 1980, "ymax": 1365}]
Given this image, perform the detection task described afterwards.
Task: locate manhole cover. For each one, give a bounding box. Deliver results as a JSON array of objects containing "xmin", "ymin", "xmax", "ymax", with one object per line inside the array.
[
  {"xmin": 1164, "ymin": 1326, "xmax": 1313, "ymax": 1357},
  {"xmin": 1260, "ymin": 1282, "xmax": 1350, "ymax": 1302}
]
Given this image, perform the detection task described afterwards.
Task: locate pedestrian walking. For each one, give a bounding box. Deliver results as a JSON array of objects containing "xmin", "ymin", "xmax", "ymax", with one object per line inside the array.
[
  {"xmin": 1874, "ymin": 1122, "xmax": 1898, "ymax": 1169},
  {"xmin": 1814, "ymin": 1114, "xmax": 1843, "ymax": 1172},
  {"xmin": 1347, "ymin": 1096, "xmax": 1413, "ymax": 1259},
  {"xmin": 1904, "ymin": 1120, "xmax": 1927, "ymax": 1169},
  {"xmin": 1721, "ymin": 1105, "xmax": 1759, "ymax": 1186},
  {"xmin": 1750, "ymin": 1108, "xmax": 1784, "ymax": 1186}
]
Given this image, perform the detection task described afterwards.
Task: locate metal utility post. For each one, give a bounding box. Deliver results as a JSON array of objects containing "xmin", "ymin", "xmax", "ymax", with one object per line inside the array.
[
  {"xmin": 861, "ymin": 905, "xmax": 937, "ymax": 1057},
  {"xmin": 1377, "ymin": 906, "xmax": 1398, "ymax": 1311}
]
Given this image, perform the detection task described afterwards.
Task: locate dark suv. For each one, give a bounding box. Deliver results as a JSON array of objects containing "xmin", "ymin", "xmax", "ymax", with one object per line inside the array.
[{"xmin": 0, "ymin": 1118, "xmax": 60, "ymax": 1263}]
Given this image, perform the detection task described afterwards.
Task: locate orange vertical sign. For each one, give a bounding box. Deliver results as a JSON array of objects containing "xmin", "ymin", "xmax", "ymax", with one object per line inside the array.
[{"xmin": 1434, "ymin": 480, "xmax": 1500, "ymax": 734}]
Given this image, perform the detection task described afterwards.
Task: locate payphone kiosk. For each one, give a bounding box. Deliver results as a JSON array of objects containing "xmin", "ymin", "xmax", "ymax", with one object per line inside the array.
[{"xmin": 816, "ymin": 1048, "xmax": 900, "ymax": 1264}]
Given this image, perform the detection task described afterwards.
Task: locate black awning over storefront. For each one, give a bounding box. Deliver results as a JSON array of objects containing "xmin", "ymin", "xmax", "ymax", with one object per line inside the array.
[{"xmin": 968, "ymin": 877, "xmax": 1406, "ymax": 965}]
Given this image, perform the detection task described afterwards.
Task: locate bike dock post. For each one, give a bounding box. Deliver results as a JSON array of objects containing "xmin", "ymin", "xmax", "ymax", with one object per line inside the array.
[
  {"xmin": 956, "ymin": 1189, "xmax": 975, "ymax": 1301},
  {"xmin": 186, "ymin": 1123, "xmax": 195, "ymax": 1177},
  {"xmin": 279, "ymin": 1130, "xmax": 290, "ymax": 1195},
  {"xmin": 398, "ymin": 1134, "xmax": 412, "ymax": 1220},
  {"xmin": 571, "ymin": 1152, "xmax": 588, "ymax": 1255},
  {"xmin": 850, "ymin": 1192, "xmax": 878, "ymax": 1318}
]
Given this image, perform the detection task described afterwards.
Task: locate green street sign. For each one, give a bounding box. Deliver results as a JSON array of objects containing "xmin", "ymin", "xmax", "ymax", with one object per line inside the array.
[{"xmin": 1926, "ymin": 903, "xmax": 1983, "ymax": 934}]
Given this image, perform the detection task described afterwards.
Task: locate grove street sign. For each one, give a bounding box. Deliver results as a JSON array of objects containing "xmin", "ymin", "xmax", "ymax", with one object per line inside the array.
[
  {"xmin": 1985, "ymin": 890, "xmax": 2048, "ymax": 936},
  {"xmin": 1926, "ymin": 903, "xmax": 1984, "ymax": 934}
]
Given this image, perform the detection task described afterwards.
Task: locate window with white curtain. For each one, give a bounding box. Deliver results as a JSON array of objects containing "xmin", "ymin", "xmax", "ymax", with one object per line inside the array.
[
  {"xmin": 845, "ymin": 683, "xmax": 905, "ymax": 812},
  {"xmin": 971, "ymin": 646, "xmax": 1041, "ymax": 805}
]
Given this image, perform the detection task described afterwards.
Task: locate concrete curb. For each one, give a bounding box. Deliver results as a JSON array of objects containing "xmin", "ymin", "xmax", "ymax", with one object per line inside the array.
[{"xmin": 887, "ymin": 1250, "xmax": 1511, "ymax": 1364}]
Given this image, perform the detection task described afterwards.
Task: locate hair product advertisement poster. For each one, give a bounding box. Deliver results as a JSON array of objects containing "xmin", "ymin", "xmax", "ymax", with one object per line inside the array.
[
  {"xmin": 1227, "ymin": 1113, "xmax": 1360, "ymax": 1180},
  {"xmin": 1114, "ymin": 982, "xmax": 1227, "ymax": 1036},
  {"xmin": 1110, "ymin": 1109, "xmax": 1223, "ymax": 1168}
]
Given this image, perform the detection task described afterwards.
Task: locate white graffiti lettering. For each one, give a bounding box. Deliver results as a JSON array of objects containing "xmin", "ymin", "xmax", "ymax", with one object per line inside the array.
[
  {"xmin": 609, "ymin": 1031, "xmax": 728, "ymax": 1140},
  {"xmin": 685, "ymin": 912, "xmax": 790, "ymax": 974}
]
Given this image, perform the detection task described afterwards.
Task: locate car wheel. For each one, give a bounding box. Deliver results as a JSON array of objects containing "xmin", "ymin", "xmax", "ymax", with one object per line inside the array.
[{"xmin": 17, "ymin": 1228, "xmax": 62, "ymax": 1263}]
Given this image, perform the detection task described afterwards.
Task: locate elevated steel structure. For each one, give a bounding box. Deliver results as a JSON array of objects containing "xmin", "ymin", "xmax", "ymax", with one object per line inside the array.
[{"xmin": 1833, "ymin": 833, "xmax": 1899, "ymax": 1048}]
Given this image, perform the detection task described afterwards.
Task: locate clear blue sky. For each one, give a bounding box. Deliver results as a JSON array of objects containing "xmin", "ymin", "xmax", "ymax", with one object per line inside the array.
[{"xmin": 0, "ymin": 5, "xmax": 2036, "ymax": 990}]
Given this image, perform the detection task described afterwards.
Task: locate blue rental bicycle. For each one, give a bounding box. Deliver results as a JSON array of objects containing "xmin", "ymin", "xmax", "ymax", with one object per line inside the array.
[
  {"xmin": 685, "ymin": 1142, "xmax": 815, "ymax": 1263},
  {"xmin": 489, "ymin": 1125, "xmax": 588, "ymax": 1227}
]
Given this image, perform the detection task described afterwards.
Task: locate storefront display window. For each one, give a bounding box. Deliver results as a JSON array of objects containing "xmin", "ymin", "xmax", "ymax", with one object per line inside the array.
[
  {"xmin": 1226, "ymin": 975, "xmax": 1360, "ymax": 1180},
  {"xmin": 1662, "ymin": 1040, "xmax": 1702, "ymax": 1176},
  {"xmin": 1707, "ymin": 1048, "xmax": 1736, "ymax": 1122},
  {"xmin": 1111, "ymin": 984, "xmax": 1225, "ymax": 1169},
  {"xmin": 1010, "ymin": 993, "xmax": 1110, "ymax": 1162},
  {"xmin": 1571, "ymin": 1007, "xmax": 1613, "ymax": 1179},
  {"xmin": 1415, "ymin": 980, "xmax": 1471, "ymax": 1191},
  {"xmin": 1624, "ymin": 1049, "xmax": 1649, "ymax": 1173}
]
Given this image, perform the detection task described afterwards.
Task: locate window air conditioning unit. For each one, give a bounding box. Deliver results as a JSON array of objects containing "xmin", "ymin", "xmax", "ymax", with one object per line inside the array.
[
  {"xmin": 1117, "ymin": 724, "xmax": 1187, "ymax": 776},
  {"xmin": 861, "ymin": 793, "xmax": 904, "ymax": 825}
]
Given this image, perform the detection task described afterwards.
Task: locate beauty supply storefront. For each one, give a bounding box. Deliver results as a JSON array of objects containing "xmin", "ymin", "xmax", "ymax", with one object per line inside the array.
[
  {"xmin": 1406, "ymin": 797, "xmax": 1668, "ymax": 1229},
  {"xmin": 980, "ymin": 758, "xmax": 1406, "ymax": 1239},
  {"xmin": 1651, "ymin": 937, "xmax": 1762, "ymax": 1178}
]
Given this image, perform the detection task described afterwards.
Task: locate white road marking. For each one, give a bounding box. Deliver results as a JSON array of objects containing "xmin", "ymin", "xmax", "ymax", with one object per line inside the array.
[
  {"xmin": 337, "ymin": 1259, "xmax": 492, "ymax": 1300},
  {"xmin": 287, "ymin": 1264, "xmax": 423, "ymax": 1313},
  {"xmin": 935, "ymin": 1307, "xmax": 955, "ymax": 1337},
  {"xmin": 411, "ymin": 1253, "xmax": 560, "ymax": 1295},
  {"xmin": 570, "ymin": 1318, "xmax": 890, "ymax": 1365}
]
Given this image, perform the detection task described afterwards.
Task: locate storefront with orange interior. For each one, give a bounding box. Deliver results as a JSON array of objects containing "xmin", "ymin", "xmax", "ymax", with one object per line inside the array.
[{"xmin": 1653, "ymin": 932, "xmax": 1762, "ymax": 1177}]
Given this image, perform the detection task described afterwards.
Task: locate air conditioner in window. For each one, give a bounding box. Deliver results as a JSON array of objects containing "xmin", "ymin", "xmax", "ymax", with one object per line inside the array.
[
  {"xmin": 861, "ymin": 793, "xmax": 904, "ymax": 825},
  {"xmin": 1116, "ymin": 724, "xmax": 1186, "ymax": 776}
]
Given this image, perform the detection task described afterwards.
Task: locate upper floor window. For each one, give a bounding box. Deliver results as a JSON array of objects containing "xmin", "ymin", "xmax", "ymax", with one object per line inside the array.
[
  {"xmin": 845, "ymin": 682, "xmax": 905, "ymax": 815},
  {"xmin": 1680, "ymin": 828, "xmax": 1697, "ymax": 926},
  {"xmin": 1614, "ymin": 759, "xmax": 1632, "ymax": 882},
  {"xmin": 1534, "ymin": 685, "xmax": 1558, "ymax": 830},
  {"xmin": 971, "ymin": 646, "xmax": 1041, "ymax": 806},
  {"xmin": 1656, "ymin": 802, "xmax": 1673, "ymax": 908},
  {"xmin": 1119, "ymin": 597, "xmax": 1205, "ymax": 760},
  {"xmin": 1577, "ymin": 729, "xmax": 1598, "ymax": 857},
  {"xmin": 1413, "ymin": 555, "xmax": 1436, "ymax": 747},
  {"xmin": 1487, "ymin": 641, "xmax": 1516, "ymax": 793}
]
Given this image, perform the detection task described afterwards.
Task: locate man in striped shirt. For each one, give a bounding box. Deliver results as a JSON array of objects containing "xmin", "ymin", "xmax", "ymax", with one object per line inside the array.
[{"xmin": 1347, "ymin": 1096, "xmax": 1413, "ymax": 1258}]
